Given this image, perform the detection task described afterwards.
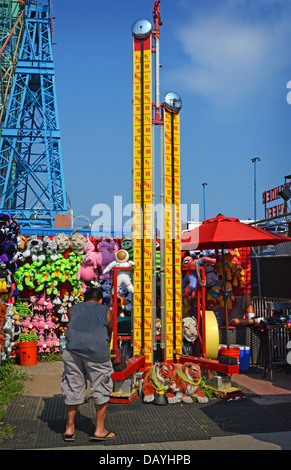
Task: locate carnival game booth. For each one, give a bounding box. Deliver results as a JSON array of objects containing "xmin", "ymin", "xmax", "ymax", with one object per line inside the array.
[
  {"xmin": 11, "ymin": 229, "xmax": 242, "ymax": 402},
  {"xmin": 6, "ymin": 230, "xmax": 139, "ymax": 366},
  {"xmin": 6, "ymin": 222, "xmax": 248, "ymax": 402},
  {"xmin": 4, "ymin": 212, "xmax": 291, "ymax": 404},
  {"xmin": 181, "ymin": 214, "xmax": 291, "ymax": 373}
]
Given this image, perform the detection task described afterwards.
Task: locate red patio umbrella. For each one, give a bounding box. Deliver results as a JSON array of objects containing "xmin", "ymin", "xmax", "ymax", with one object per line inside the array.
[
  {"xmin": 181, "ymin": 214, "xmax": 291, "ymax": 250},
  {"xmin": 181, "ymin": 214, "xmax": 291, "ymax": 349}
]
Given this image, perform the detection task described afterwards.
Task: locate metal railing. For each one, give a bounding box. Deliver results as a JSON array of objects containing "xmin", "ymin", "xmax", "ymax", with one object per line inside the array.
[{"xmin": 252, "ymin": 296, "xmax": 291, "ymax": 318}]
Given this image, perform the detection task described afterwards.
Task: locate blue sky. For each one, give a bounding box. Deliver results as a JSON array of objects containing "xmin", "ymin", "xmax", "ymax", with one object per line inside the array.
[{"xmin": 51, "ymin": 0, "xmax": 291, "ymax": 229}]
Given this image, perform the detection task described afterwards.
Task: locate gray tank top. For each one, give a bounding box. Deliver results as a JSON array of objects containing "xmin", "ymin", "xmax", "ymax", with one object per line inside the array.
[{"xmin": 65, "ymin": 301, "xmax": 110, "ymax": 363}]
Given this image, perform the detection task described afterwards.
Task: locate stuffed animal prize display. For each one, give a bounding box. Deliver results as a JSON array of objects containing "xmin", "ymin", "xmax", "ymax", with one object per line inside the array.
[
  {"xmin": 0, "ymin": 213, "xmax": 23, "ymax": 361},
  {"xmin": 0, "ymin": 215, "xmax": 252, "ymax": 387},
  {"xmin": 0, "ymin": 221, "xmax": 138, "ymax": 360},
  {"xmin": 182, "ymin": 248, "xmax": 248, "ymax": 326}
]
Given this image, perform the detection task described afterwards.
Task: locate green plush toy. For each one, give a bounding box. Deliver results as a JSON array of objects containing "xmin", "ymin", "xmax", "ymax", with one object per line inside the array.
[
  {"xmin": 18, "ymin": 332, "xmax": 38, "ymax": 342},
  {"xmin": 15, "ymin": 250, "xmax": 83, "ymax": 294}
]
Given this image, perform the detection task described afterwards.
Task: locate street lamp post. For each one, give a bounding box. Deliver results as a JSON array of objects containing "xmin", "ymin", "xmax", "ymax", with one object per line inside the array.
[
  {"xmin": 251, "ymin": 157, "xmax": 261, "ymax": 222},
  {"xmin": 202, "ymin": 182, "xmax": 208, "ymax": 221}
]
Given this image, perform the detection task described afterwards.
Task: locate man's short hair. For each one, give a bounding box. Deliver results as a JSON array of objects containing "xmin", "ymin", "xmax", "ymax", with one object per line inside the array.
[{"xmin": 84, "ymin": 287, "xmax": 103, "ymax": 302}]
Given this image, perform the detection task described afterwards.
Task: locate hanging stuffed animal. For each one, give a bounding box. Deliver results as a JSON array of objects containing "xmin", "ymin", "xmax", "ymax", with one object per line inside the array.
[
  {"xmin": 108, "ymin": 237, "xmax": 119, "ymax": 254},
  {"xmin": 1, "ymin": 238, "xmax": 18, "ymax": 272},
  {"xmin": 0, "ymin": 262, "xmax": 12, "ymax": 293},
  {"xmin": 206, "ymin": 282, "xmax": 223, "ymax": 308},
  {"xmin": 182, "ymin": 255, "xmax": 216, "ymax": 297},
  {"xmin": 23, "ymin": 235, "xmax": 46, "ymax": 261},
  {"xmin": 96, "ymin": 238, "xmax": 116, "ymax": 280},
  {"xmin": 53, "ymin": 233, "xmax": 70, "ymax": 253},
  {"xmin": 101, "ymin": 279, "xmax": 112, "ymax": 306},
  {"xmin": 204, "ymin": 262, "xmax": 221, "ymax": 287},
  {"xmin": 20, "ymin": 314, "xmax": 32, "ymax": 333},
  {"xmin": 118, "ymin": 284, "xmax": 132, "ymax": 314},
  {"xmin": 102, "ymin": 249, "xmax": 136, "ymax": 293},
  {"xmin": 155, "ymin": 318, "xmax": 161, "ymax": 336},
  {"xmin": 217, "ymin": 252, "xmax": 233, "ymax": 281},
  {"xmin": 18, "ymin": 235, "xmax": 28, "ymax": 252},
  {"xmin": 0, "ymin": 304, "xmax": 15, "ymax": 361},
  {"xmin": 69, "ymin": 232, "xmax": 86, "ymax": 255},
  {"xmin": 225, "ymin": 281, "xmax": 235, "ymax": 309},
  {"xmin": 31, "ymin": 313, "xmax": 40, "ymax": 333},
  {"xmin": 121, "ymin": 236, "xmax": 134, "ymax": 261},
  {"xmin": 77, "ymin": 238, "xmax": 98, "ymax": 293},
  {"xmin": 43, "ymin": 236, "xmax": 58, "ymax": 261},
  {"xmin": 37, "ymin": 334, "xmax": 47, "ymax": 353},
  {"xmin": 229, "ymin": 254, "xmax": 245, "ymax": 286}
]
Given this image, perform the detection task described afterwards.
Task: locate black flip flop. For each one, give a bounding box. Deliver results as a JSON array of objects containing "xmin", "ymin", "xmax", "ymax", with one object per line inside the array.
[
  {"xmin": 62, "ymin": 432, "xmax": 76, "ymax": 442},
  {"xmin": 90, "ymin": 431, "xmax": 116, "ymax": 441}
]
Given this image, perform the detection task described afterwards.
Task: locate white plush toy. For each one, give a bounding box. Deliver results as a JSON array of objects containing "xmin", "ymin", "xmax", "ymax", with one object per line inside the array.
[
  {"xmin": 53, "ymin": 233, "xmax": 70, "ymax": 253},
  {"xmin": 0, "ymin": 304, "xmax": 15, "ymax": 361},
  {"xmin": 23, "ymin": 235, "xmax": 46, "ymax": 261},
  {"xmin": 102, "ymin": 249, "xmax": 136, "ymax": 293},
  {"xmin": 43, "ymin": 236, "xmax": 58, "ymax": 261}
]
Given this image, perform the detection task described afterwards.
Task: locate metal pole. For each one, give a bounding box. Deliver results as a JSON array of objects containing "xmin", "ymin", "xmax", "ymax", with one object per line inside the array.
[
  {"xmin": 202, "ymin": 182, "xmax": 207, "ymax": 221},
  {"xmin": 221, "ymin": 244, "xmax": 230, "ymax": 349},
  {"xmin": 152, "ymin": 2, "xmax": 160, "ymax": 354},
  {"xmin": 251, "ymin": 157, "xmax": 261, "ymax": 222},
  {"xmin": 160, "ymin": 123, "xmax": 166, "ymax": 352}
]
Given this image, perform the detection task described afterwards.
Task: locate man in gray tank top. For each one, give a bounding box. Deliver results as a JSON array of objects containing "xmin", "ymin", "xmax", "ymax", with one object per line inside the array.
[{"xmin": 61, "ymin": 287, "xmax": 116, "ymax": 442}]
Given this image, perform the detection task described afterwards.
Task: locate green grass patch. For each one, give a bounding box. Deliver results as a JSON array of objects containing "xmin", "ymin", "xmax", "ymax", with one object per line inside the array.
[{"xmin": 0, "ymin": 359, "xmax": 31, "ymax": 441}]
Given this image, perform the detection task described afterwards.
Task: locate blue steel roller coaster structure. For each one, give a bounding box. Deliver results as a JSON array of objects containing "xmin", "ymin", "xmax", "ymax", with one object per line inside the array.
[{"xmin": 0, "ymin": 0, "xmax": 67, "ymax": 228}]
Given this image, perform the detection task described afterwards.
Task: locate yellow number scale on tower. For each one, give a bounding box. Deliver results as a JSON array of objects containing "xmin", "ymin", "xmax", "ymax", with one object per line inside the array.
[
  {"xmin": 163, "ymin": 92, "xmax": 183, "ymax": 363},
  {"xmin": 132, "ymin": 20, "xmax": 153, "ymax": 366}
]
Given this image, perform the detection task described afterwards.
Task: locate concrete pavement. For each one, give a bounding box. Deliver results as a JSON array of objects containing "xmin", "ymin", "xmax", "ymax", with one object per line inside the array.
[{"xmin": 11, "ymin": 361, "xmax": 291, "ymax": 451}]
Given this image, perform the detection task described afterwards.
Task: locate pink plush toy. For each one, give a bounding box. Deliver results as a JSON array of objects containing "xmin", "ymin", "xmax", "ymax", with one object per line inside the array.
[
  {"xmin": 77, "ymin": 238, "xmax": 99, "ymax": 293},
  {"xmin": 50, "ymin": 332, "xmax": 60, "ymax": 353},
  {"xmin": 46, "ymin": 332, "xmax": 59, "ymax": 352},
  {"xmin": 46, "ymin": 314, "xmax": 56, "ymax": 333},
  {"xmin": 37, "ymin": 334, "xmax": 47, "ymax": 353},
  {"xmin": 46, "ymin": 299, "xmax": 54, "ymax": 314},
  {"xmin": 46, "ymin": 332, "xmax": 53, "ymax": 349},
  {"xmin": 21, "ymin": 315, "xmax": 32, "ymax": 333},
  {"xmin": 37, "ymin": 293, "xmax": 46, "ymax": 312},
  {"xmin": 83, "ymin": 237, "xmax": 96, "ymax": 254},
  {"xmin": 31, "ymin": 314, "xmax": 39, "ymax": 332},
  {"xmin": 38, "ymin": 314, "xmax": 46, "ymax": 334},
  {"xmin": 96, "ymin": 238, "xmax": 116, "ymax": 280}
]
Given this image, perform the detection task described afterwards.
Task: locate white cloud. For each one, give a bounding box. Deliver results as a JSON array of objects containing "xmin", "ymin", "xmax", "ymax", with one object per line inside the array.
[{"xmin": 167, "ymin": 4, "xmax": 291, "ymax": 106}]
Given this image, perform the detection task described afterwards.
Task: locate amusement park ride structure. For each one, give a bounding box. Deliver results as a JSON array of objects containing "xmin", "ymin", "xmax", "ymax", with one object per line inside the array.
[{"xmin": 0, "ymin": 0, "xmax": 67, "ymax": 228}]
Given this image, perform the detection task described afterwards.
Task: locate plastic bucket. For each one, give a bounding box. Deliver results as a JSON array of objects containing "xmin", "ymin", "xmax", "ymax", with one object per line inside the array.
[
  {"xmin": 219, "ymin": 346, "xmax": 240, "ymax": 359},
  {"xmin": 18, "ymin": 341, "xmax": 37, "ymax": 366}
]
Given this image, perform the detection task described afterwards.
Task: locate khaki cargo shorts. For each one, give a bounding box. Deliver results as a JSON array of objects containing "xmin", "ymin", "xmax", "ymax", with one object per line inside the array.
[{"xmin": 61, "ymin": 349, "xmax": 113, "ymax": 405}]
